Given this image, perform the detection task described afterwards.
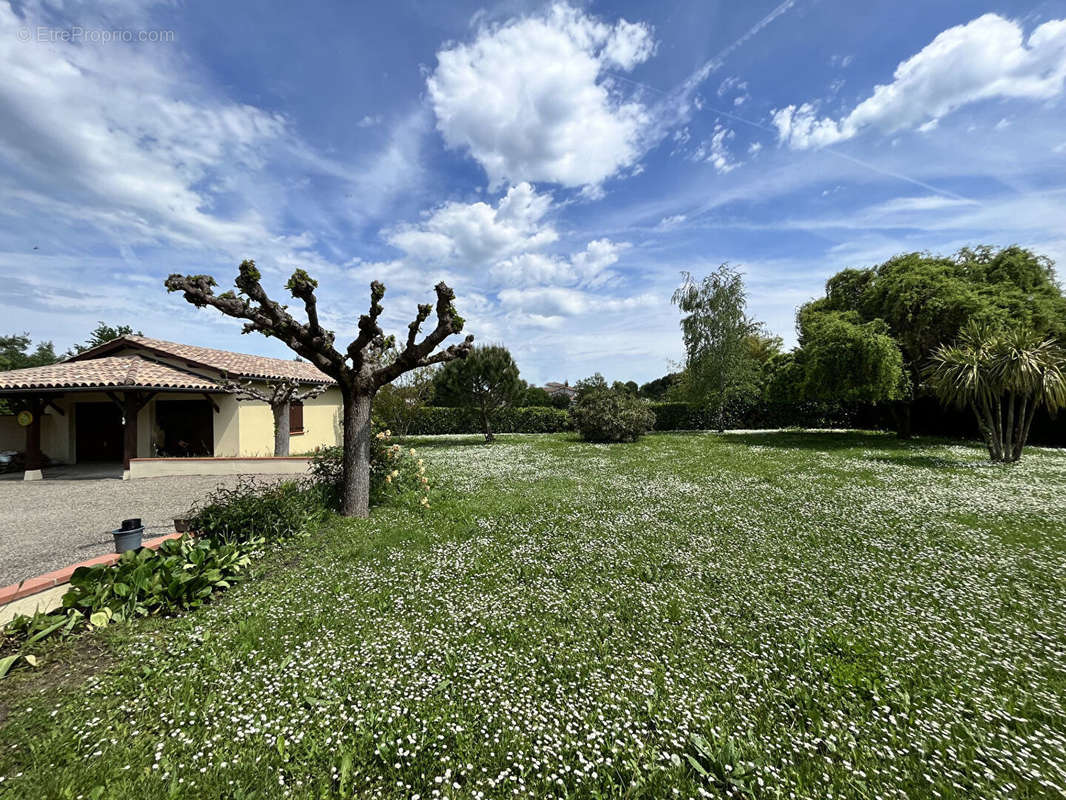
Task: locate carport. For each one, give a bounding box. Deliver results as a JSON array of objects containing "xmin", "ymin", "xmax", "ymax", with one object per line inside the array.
[{"xmin": 0, "ymin": 356, "xmax": 220, "ymax": 479}]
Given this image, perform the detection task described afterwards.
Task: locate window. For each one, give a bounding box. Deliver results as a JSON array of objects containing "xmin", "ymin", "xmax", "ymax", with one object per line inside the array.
[{"xmin": 289, "ymin": 401, "xmax": 304, "ymax": 435}]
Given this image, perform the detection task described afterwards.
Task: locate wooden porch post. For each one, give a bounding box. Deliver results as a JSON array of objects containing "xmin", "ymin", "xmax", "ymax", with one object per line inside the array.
[
  {"xmin": 24, "ymin": 396, "xmax": 44, "ymax": 481},
  {"xmin": 122, "ymin": 392, "xmax": 139, "ymax": 473},
  {"xmin": 119, "ymin": 391, "xmax": 155, "ymax": 478}
]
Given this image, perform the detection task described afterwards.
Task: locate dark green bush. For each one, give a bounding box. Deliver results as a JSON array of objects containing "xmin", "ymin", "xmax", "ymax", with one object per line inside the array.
[
  {"xmin": 406, "ymin": 406, "xmax": 569, "ymax": 435},
  {"xmin": 61, "ymin": 535, "xmax": 251, "ymax": 623},
  {"xmin": 570, "ymin": 390, "xmax": 656, "ymax": 442},
  {"xmin": 188, "ymin": 477, "xmax": 331, "ymax": 545}
]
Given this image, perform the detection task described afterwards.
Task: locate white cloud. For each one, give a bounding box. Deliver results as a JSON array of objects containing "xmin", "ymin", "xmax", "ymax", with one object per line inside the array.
[
  {"xmin": 656, "ymin": 214, "xmax": 687, "ymax": 230},
  {"xmin": 497, "ymin": 286, "xmax": 655, "ymax": 317},
  {"xmin": 381, "ymin": 183, "xmax": 629, "ymax": 290},
  {"xmin": 426, "ymin": 3, "xmax": 655, "ymax": 190},
  {"xmin": 694, "ymin": 125, "xmax": 738, "ymax": 173},
  {"xmin": 386, "ymin": 182, "xmax": 558, "ymax": 267},
  {"xmin": 773, "ymin": 14, "xmax": 1066, "ymax": 149},
  {"xmin": 873, "ymin": 195, "xmax": 977, "ymax": 213}
]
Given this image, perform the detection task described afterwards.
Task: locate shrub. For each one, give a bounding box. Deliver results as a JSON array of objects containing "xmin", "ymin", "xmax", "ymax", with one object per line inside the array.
[
  {"xmin": 61, "ymin": 535, "xmax": 252, "ymax": 623},
  {"xmin": 188, "ymin": 477, "xmax": 331, "ymax": 545},
  {"xmin": 406, "ymin": 406, "xmax": 570, "ymax": 435},
  {"xmin": 311, "ymin": 429, "xmax": 430, "ymax": 509},
  {"xmin": 570, "ymin": 390, "xmax": 656, "ymax": 443}
]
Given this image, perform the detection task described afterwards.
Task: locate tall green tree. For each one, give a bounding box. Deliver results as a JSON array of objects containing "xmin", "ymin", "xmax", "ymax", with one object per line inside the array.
[
  {"xmin": 671, "ymin": 266, "xmax": 763, "ymax": 431},
  {"xmin": 926, "ymin": 323, "xmax": 1066, "ymax": 462},
  {"xmin": 807, "ymin": 245, "xmax": 1066, "ymax": 435},
  {"xmin": 0, "ymin": 334, "xmax": 58, "ymax": 371},
  {"xmin": 793, "ymin": 309, "xmax": 907, "ymax": 404},
  {"xmin": 432, "ymin": 345, "xmax": 522, "ymax": 442},
  {"xmin": 66, "ymin": 322, "xmax": 143, "ymax": 356}
]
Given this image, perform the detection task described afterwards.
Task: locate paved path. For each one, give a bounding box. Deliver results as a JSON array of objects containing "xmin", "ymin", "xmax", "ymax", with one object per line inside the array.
[{"xmin": 0, "ymin": 468, "xmax": 277, "ymax": 587}]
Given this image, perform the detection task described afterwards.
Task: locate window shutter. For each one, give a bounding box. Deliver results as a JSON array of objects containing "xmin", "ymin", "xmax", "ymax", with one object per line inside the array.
[{"xmin": 289, "ymin": 401, "xmax": 304, "ymax": 434}]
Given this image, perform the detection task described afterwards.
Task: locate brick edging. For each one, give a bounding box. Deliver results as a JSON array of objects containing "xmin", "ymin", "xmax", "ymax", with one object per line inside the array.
[{"xmin": 0, "ymin": 533, "xmax": 183, "ymax": 608}]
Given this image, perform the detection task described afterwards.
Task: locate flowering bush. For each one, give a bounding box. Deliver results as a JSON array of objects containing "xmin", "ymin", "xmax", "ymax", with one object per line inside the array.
[
  {"xmin": 570, "ymin": 388, "xmax": 656, "ymax": 442},
  {"xmin": 311, "ymin": 429, "xmax": 431, "ymax": 509}
]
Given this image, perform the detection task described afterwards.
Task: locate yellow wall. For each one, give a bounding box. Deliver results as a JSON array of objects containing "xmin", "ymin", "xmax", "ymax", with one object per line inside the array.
[
  {"xmin": 213, "ymin": 393, "xmax": 241, "ymax": 457},
  {"xmin": 0, "ymin": 384, "xmax": 340, "ymax": 463},
  {"xmin": 236, "ymin": 384, "xmax": 343, "ymax": 456}
]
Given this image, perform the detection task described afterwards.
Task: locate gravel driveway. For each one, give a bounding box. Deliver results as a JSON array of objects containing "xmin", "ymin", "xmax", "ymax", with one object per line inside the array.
[{"xmin": 0, "ymin": 469, "xmax": 281, "ymax": 587}]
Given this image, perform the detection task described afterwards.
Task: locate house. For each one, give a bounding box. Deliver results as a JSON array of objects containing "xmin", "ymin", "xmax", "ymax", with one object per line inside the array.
[
  {"xmin": 0, "ymin": 336, "xmax": 342, "ymax": 479},
  {"xmin": 542, "ymin": 381, "xmax": 577, "ymax": 402}
]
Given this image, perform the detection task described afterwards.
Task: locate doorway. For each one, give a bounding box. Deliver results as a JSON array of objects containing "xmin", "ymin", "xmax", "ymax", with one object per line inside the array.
[
  {"xmin": 154, "ymin": 399, "xmax": 214, "ymax": 457},
  {"xmin": 75, "ymin": 402, "xmax": 123, "ymax": 463}
]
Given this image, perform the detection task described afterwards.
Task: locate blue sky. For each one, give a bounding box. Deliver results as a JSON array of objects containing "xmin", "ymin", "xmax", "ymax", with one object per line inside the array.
[{"xmin": 2, "ymin": 0, "xmax": 1066, "ymax": 384}]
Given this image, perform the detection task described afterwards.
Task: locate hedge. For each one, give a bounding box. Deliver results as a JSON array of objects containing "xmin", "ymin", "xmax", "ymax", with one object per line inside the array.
[
  {"xmin": 648, "ymin": 401, "xmax": 858, "ymax": 431},
  {"xmin": 406, "ymin": 406, "xmax": 570, "ymax": 435},
  {"xmin": 404, "ymin": 402, "xmax": 857, "ymax": 436}
]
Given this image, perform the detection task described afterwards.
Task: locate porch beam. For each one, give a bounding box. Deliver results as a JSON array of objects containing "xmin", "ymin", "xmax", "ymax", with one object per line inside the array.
[{"xmin": 202, "ymin": 392, "xmax": 220, "ymax": 413}]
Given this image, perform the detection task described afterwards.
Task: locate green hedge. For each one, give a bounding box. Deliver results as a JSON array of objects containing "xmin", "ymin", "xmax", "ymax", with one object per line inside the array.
[
  {"xmin": 403, "ymin": 402, "xmax": 859, "ymax": 436},
  {"xmin": 650, "ymin": 401, "xmax": 859, "ymax": 431},
  {"xmin": 407, "ymin": 406, "xmax": 570, "ymax": 435}
]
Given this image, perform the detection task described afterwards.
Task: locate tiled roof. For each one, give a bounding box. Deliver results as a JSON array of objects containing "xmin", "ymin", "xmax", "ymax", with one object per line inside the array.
[
  {"xmin": 0, "ymin": 356, "xmax": 219, "ymax": 393},
  {"xmin": 68, "ymin": 335, "xmax": 332, "ymax": 384}
]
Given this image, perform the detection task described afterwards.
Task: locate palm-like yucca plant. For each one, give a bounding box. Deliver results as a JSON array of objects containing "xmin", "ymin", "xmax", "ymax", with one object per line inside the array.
[{"xmin": 925, "ymin": 323, "xmax": 1066, "ymax": 462}]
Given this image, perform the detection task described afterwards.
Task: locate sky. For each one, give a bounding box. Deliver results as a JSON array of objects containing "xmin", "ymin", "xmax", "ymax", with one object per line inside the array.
[{"xmin": 2, "ymin": 0, "xmax": 1066, "ymax": 385}]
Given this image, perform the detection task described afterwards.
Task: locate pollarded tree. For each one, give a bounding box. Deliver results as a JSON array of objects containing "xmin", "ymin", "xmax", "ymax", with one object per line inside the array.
[
  {"xmin": 432, "ymin": 345, "xmax": 522, "ymax": 442},
  {"xmin": 165, "ymin": 261, "xmax": 473, "ymax": 517},
  {"xmin": 219, "ymin": 377, "xmax": 327, "ymax": 457},
  {"xmin": 925, "ymin": 323, "xmax": 1066, "ymax": 462}
]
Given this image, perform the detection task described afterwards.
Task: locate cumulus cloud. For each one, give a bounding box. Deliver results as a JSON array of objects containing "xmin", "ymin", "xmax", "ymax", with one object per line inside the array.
[
  {"xmin": 773, "ymin": 14, "xmax": 1066, "ymax": 149},
  {"xmin": 386, "ymin": 182, "xmax": 558, "ymax": 267},
  {"xmin": 381, "ymin": 183, "xmax": 629, "ymax": 290},
  {"xmin": 426, "ymin": 3, "xmax": 655, "ymax": 190}
]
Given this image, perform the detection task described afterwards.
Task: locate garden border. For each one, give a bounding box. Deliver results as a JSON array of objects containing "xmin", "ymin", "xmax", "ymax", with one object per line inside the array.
[{"xmin": 0, "ymin": 533, "xmax": 182, "ymax": 625}]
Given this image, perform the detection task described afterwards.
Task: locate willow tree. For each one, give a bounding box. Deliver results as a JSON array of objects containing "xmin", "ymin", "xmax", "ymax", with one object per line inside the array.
[
  {"xmin": 672, "ymin": 266, "xmax": 762, "ymax": 432},
  {"xmin": 219, "ymin": 377, "xmax": 326, "ymax": 457},
  {"xmin": 165, "ymin": 261, "xmax": 473, "ymax": 516},
  {"xmin": 925, "ymin": 323, "xmax": 1066, "ymax": 462}
]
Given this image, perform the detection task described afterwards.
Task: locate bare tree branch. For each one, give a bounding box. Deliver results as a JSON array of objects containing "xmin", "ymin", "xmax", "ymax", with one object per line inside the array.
[
  {"xmin": 165, "ymin": 261, "xmax": 348, "ymax": 382},
  {"xmin": 373, "ymin": 282, "xmax": 473, "ymax": 387}
]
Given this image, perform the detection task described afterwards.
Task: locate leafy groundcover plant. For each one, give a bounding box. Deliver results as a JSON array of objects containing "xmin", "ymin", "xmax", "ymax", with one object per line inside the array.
[
  {"xmin": 1, "ymin": 535, "xmax": 253, "ymax": 681},
  {"xmin": 570, "ymin": 388, "xmax": 656, "ymax": 442}
]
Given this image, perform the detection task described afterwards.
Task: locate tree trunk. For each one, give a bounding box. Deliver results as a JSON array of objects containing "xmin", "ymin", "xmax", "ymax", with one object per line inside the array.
[
  {"xmin": 480, "ymin": 404, "xmax": 494, "ymax": 443},
  {"xmin": 1013, "ymin": 395, "xmax": 1038, "ymax": 463},
  {"xmin": 892, "ymin": 400, "xmax": 912, "ymax": 439},
  {"xmin": 341, "ymin": 390, "xmax": 373, "ymax": 518},
  {"xmin": 272, "ymin": 402, "xmax": 290, "ymax": 457}
]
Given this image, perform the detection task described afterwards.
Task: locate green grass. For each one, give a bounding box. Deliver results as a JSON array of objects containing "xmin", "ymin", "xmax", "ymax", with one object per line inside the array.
[{"xmin": 2, "ymin": 431, "xmax": 1066, "ymax": 799}]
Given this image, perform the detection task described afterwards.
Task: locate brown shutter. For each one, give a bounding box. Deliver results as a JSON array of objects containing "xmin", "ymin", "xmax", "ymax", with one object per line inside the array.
[{"xmin": 289, "ymin": 401, "xmax": 304, "ymax": 434}]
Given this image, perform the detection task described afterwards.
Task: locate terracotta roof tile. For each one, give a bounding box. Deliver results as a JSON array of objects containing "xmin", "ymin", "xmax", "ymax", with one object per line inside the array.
[
  {"xmin": 0, "ymin": 356, "xmax": 218, "ymax": 392},
  {"xmin": 68, "ymin": 336, "xmax": 332, "ymax": 384}
]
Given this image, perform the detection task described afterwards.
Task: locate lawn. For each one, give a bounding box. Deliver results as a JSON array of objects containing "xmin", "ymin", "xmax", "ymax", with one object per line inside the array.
[{"xmin": 2, "ymin": 431, "xmax": 1065, "ymax": 799}]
